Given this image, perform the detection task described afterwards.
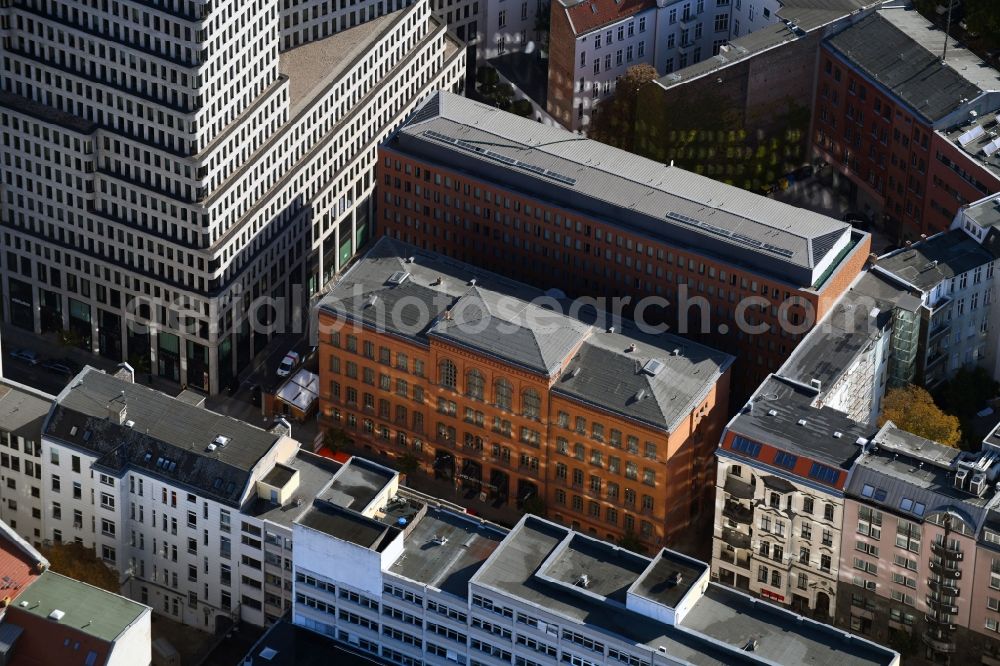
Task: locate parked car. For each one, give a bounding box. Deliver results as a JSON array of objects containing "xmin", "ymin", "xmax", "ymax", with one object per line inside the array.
[
  {"xmin": 42, "ymin": 358, "xmax": 78, "ymax": 376},
  {"xmin": 277, "ymin": 351, "xmax": 301, "ymax": 377},
  {"xmin": 8, "ymin": 349, "xmax": 39, "ymax": 365}
]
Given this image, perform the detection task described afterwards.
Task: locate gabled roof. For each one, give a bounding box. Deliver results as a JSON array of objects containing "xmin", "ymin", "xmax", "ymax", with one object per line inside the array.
[
  {"xmin": 874, "ymin": 229, "xmax": 996, "ymax": 292},
  {"xmin": 44, "ymin": 368, "xmax": 283, "ymax": 506},
  {"xmin": 826, "ymin": 8, "xmax": 999, "ymax": 123},
  {"xmin": 557, "ymin": 0, "xmax": 654, "ymax": 36}
]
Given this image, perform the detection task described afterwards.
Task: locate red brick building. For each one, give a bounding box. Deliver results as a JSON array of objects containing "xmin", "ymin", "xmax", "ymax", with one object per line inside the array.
[
  {"xmin": 377, "ymin": 91, "xmax": 870, "ymax": 401},
  {"xmin": 812, "ymin": 7, "xmax": 1000, "ymax": 241},
  {"xmin": 317, "ymin": 236, "xmax": 733, "ymax": 550}
]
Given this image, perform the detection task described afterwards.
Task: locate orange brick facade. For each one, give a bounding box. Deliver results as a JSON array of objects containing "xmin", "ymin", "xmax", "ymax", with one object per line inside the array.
[
  {"xmin": 377, "ymin": 149, "xmax": 869, "ymax": 403},
  {"xmin": 318, "ymin": 309, "xmax": 731, "ymax": 551},
  {"xmin": 812, "ymin": 46, "xmax": 1000, "ymax": 241}
]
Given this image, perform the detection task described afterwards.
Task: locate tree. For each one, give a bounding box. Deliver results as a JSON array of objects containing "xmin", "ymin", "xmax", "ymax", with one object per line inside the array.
[
  {"xmin": 40, "ymin": 542, "xmax": 119, "ymax": 593},
  {"xmin": 520, "ymin": 494, "xmax": 546, "ymax": 516},
  {"xmin": 879, "ymin": 385, "xmax": 961, "ymax": 447},
  {"xmin": 321, "ymin": 428, "xmax": 351, "ymax": 455},
  {"xmin": 964, "ymin": 0, "xmax": 1000, "ymax": 43},
  {"xmin": 588, "ymin": 64, "xmax": 658, "ymax": 152},
  {"xmin": 396, "ymin": 452, "xmax": 420, "ymax": 476},
  {"xmin": 617, "ymin": 532, "xmax": 645, "ymax": 554}
]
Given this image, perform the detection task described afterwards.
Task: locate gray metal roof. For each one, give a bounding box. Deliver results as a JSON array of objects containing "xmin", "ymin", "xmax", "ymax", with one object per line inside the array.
[
  {"xmin": 44, "ymin": 367, "xmax": 282, "ymax": 506},
  {"xmin": 319, "ymin": 237, "xmax": 733, "ymax": 432},
  {"xmin": 389, "ymin": 92, "xmax": 853, "ymax": 284},
  {"xmin": 874, "ymin": 229, "xmax": 996, "ymax": 292},
  {"xmin": 964, "ymin": 194, "xmax": 1000, "ymax": 231},
  {"xmin": 726, "ymin": 375, "xmax": 873, "ymax": 470},
  {"xmin": 826, "ymin": 7, "xmax": 999, "ymax": 123},
  {"xmin": 846, "ymin": 423, "xmax": 999, "ymax": 532},
  {"xmin": 471, "ymin": 515, "xmax": 897, "ymax": 665}
]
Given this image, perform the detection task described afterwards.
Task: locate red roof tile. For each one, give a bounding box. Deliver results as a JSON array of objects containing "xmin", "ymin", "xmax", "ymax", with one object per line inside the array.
[
  {"xmin": 0, "ymin": 525, "xmax": 44, "ymax": 605},
  {"xmin": 562, "ymin": 0, "xmax": 654, "ymax": 36}
]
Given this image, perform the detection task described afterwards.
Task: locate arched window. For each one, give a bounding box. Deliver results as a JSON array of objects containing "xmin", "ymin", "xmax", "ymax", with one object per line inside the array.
[
  {"xmin": 439, "ymin": 359, "xmax": 457, "ymax": 390},
  {"xmin": 522, "ymin": 389, "xmax": 541, "ymax": 420},
  {"xmin": 494, "ymin": 378, "xmax": 513, "ymax": 411},
  {"xmin": 466, "ymin": 369, "xmax": 485, "ymax": 401}
]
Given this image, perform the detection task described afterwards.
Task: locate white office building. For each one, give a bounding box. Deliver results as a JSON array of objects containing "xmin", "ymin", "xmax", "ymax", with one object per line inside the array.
[{"xmin": 0, "ymin": 0, "xmax": 464, "ymax": 393}]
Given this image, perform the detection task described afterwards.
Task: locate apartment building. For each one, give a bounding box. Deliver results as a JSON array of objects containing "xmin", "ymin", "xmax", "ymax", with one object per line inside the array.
[
  {"xmin": 0, "ymin": 0, "xmax": 464, "ymax": 394},
  {"xmin": 0, "ymin": 379, "xmax": 52, "ymax": 545},
  {"xmin": 317, "ymin": 236, "xmax": 733, "ymax": 550},
  {"xmin": 36, "ymin": 365, "xmax": 328, "ymax": 628},
  {"xmin": 241, "ymin": 462, "xmax": 900, "ymax": 666},
  {"xmin": 812, "ymin": 4, "xmax": 1000, "ymax": 241},
  {"xmin": 872, "ymin": 224, "xmax": 999, "ymax": 388},
  {"xmin": 837, "ymin": 421, "xmax": 1000, "ymax": 665},
  {"xmin": 377, "ymin": 91, "xmax": 871, "ymax": 399}
]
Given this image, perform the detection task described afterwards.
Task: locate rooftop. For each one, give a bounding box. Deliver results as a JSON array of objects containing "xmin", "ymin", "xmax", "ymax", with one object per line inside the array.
[
  {"xmin": 557, "ymin": 0, "xmax": 654, "ymax": 36},
  {"xmin": 388, "ymin": 92, "xmax": 855, "ymax": 284},
  {"xmin": 386, "ymin": 506, "xmax": 505, "ymax": 598},
  {"xmin": 0, "ymin": 521, "xmax": 45, "ymax": 603},
  {"xmin": 319, "ymin": 237, "xmax": 733, "ymax": 432},
  {"xmin": 657, "ymin": 0, "xmax": 879, "ymax": 89},
  {"xmin": 963, "ymin": 193, "xmax": 1000, "ymax": 231},
  {"xmin": 846, "ymin": 422, "xmax": 1000, "ymax": 529},
  {"xmin": 471, "ymin": 516, "xmax": 896, "ymax": 665},
  {"xmin": 0, "ymin": 381, "xmax": 52, "ymax": 440},
  {"xmin": 45, "ymin": 367, "xmax": 283, "ymax": 506},
  {"xmin": 324, "ymin": 457, "xmax": 395, "ymax": 512},
  {"xmin": 826, "ymin": 6, "xmax": 1000, "ymax": 124},
  {"xmin": 874, "ymin": 228, "xmax": 996, "ymax": 292},
  {"xmin": 245, "ymin": 452, "xmax": 343, "ymax": 527},
  {"xmin": 726, "ymin": 375, "xmax": 873, "ymax": 471},
  {"xmin": 10, "ymin": 570, "xmax": 148, "ymax": 643},
  {"xmin": 941, "ymin": 110, "xmax": 1000, "ymax": 180},
  {"xmin": 278, "ymin": 11, "xmax": 401, "ymax": 113},
  {"xmin": 261, "ymin": 462, "xmax": 297, "ymax": 489},
  {"xmin": 780, "ymin": 271, "xmax": 916, "ymax": 390},
  {"xmin": 298, "ymin": 501, "xmax": 397, "ymax": 551}
]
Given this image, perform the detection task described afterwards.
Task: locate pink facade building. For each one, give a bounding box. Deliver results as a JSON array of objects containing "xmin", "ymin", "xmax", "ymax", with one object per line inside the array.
[{"xmin": 838, "ymin": 421, "xmax": 1000, "ymax": 664}]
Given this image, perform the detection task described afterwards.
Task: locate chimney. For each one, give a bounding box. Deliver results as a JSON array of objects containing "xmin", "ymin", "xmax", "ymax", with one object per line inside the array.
[{"xmin": 107, "ymin": 392, "xmax": 127, "ymax": 425}]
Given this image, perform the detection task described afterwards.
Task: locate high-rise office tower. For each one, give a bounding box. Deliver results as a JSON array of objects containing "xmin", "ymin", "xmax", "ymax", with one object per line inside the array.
[{"xmin": 0, "ymin": 0, "xmax": 465, "ymax": 392}]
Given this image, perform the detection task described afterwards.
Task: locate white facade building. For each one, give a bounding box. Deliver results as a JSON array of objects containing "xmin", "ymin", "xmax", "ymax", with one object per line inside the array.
[
  {"xmin": 282, "ymin": 480, "xmax": 899, "ymax": 665},
  {"xmin": 0, "ymin": 0, "xmax": 464, "ymax": 394},
  {"xmin": 0, "ymin": 379, "xmax": 52, "ymax": 546}
]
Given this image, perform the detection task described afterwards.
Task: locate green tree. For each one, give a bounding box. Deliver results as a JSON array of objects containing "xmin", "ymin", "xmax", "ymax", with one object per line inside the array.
[
  {"xmin": 396, "ymin": 452, "xmax": 420, "ymax": 476},
  {"xmin": 588, "ymin": 63, "xmax": 658, "ymax": 152},
  {"xmin": 40, "ymin": 542, "xmax": 119, "ymax": 593},
  {"xmin": 879, "ymin": 385, "xmax": 961, "ymax": 446},
  {"xmin": 617, "ymin": 532, "xmax": 645, "ymax": 554},
  {"xmin": 520, "ymin": 494, "xmax": 546, "ymax": 516},
  {"xmin": 964, "ymin": 0, "xmax": 1000, "ymax": 42},
  {"xmin": 321, "ymin": 428, "xmax": 351, "ymax": 455}
]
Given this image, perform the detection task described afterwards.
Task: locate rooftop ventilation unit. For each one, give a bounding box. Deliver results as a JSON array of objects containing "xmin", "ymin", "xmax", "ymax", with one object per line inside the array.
[
  {"xmin": 767, "ymin": 409, "xmax": 778, "ymax": 417},
  {"xmin": 971, "ymin": 473, "xmax": 988, "ymax": 497},
  {"xmin": 48, "ymin": 609, "xmax": 65, "ymax": 621},
  {"xmin": 575, "ymin": 574, "xmax": 591, "ymax": 589},
  {"xmin": 634, "ymin": 389, "xmax": 647, "ymax": 402},
  {"xmin": 797, "ymin": 419, "xmax": 808, "ymax": 426},
  {"xmin": 955, "ymin": 467, "xmax": 969, "ymax": 490},
  {"xmin": 743, "ymin": 639, "xmax": 759, "ymax": 652},
  {"xmin": 607, "ymin": 326, "xmax": 615, "ymax": 333},
  {"xmin": 626, "ymin": 344, "xmax": 637, "ymax": 353},
  {"xmin": 213, "ymin": 435, "xmax": 231, "ymax": 448},
  {"xmin": 206, "ymin": 443, "xmax": 218, "ymax": 452},
  {"xmin": 365, "ymin": 295, "xmax": 378, "ymax": 308},
  {"xmin": 260, "ymin": 647, "xmax": 279, "ymax": 661},
  {"xmin": 833, "ymin": 431, "xmax": 843, "ymax": 438}
]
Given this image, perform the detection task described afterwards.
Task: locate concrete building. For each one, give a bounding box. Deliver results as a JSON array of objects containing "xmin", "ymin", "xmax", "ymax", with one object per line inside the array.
[
  {"xmin": 0, "ymin": 517, "xmax": 152, "ymax": 666},
  {"xmin": 836, "ymin": 421, "xmax": 1000, "ymax": 664},
  {"xmin": 317, "ymin": 235, "xmax": 734, "ymax": 550},
  {"xmin": 812, "ymin": 4, "xmax": 1000, "ymax": 240},
  {"xmin": 0, "ymin": 0, "xmax": 464, "ymax": 393},
  {"xmin": 240, "ymin": 458, "xmax": 901, "ymax": 665},
  {"xmin": 0, "ymin": 380, "xmax": 53, "ymax": 546},
  {"xmin": 377, "ymin": 90, "xmax": 871, "ymax": 400}
]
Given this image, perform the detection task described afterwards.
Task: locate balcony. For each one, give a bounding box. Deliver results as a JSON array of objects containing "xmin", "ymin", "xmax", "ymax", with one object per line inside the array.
[
  {"xmin": 927, "ymin": 579, "xmax": 959, "ymax": 596},
  {"xmin": 718, "ymin": 549, "xmax": 751, "ymax": 569},
  {"xmin": 931, "ymin": 541, "xmax": 964, "ymax": 561},
  {"xmin": 722, "ymin": 501, "xmax": 752, "ymax": 524},
  {"xmin": 922, "ymin": 633, "xmax": 957, "ymax": 654},
  {"xmin": 723, "ymin": 476, "xmax": 754, "ymax": 500},
  {"xmin": 720, "ymin": 528, "xmax": 751, "ymax": 550},
  {"xmin": 925, "ymin": 596, "xmax": 959, "ymax": 614},
  {"xmin": 929, "ymin": 560, "xmax": 962, "ymax": 579}
]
